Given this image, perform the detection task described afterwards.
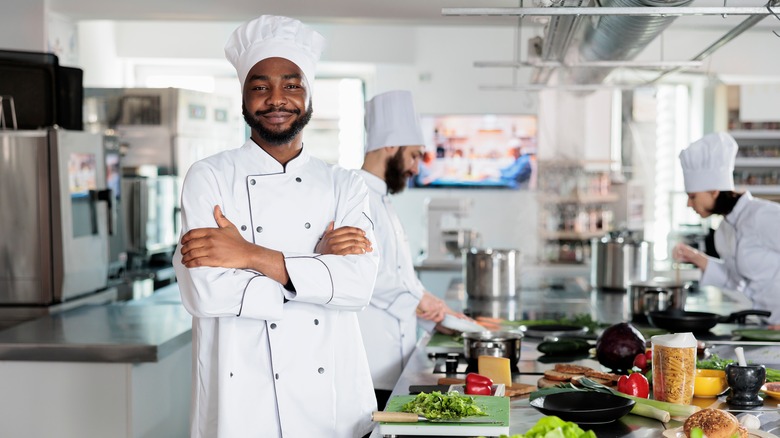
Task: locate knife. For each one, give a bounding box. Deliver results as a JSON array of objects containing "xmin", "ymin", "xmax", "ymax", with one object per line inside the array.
[{"xmin": 372, "ymin": 411, "xmax": 502, "ymax": 424}]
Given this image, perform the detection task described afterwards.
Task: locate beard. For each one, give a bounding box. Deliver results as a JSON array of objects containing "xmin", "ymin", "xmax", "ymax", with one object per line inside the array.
[
  {"xmin": 242, "ymin": 102, "xmax": 313, "ymax": 145},
  {"xmin": 385, "ymin": 148, "xmax": 413, "ymax": 194}
]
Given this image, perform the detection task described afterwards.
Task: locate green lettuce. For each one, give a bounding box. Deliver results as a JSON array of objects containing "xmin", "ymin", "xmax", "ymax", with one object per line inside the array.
[
  {"xmin": 490, "ymin": 415, "xmax": 596, "ymax": 438},
  {"xmin": 400, "ymin": 391, "xmax": 487, "ymax": 420}
]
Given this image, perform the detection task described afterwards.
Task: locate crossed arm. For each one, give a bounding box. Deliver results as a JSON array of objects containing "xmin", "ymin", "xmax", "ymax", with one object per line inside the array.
[{"xmin": 179, "ymin": 205, "xmax": 373, "ymax": 283}]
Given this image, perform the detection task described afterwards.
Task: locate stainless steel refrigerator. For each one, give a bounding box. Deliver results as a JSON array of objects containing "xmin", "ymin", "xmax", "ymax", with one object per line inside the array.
[{"xmin": 0, "ymin": 128, "xmax": 111, "ymax": 306}]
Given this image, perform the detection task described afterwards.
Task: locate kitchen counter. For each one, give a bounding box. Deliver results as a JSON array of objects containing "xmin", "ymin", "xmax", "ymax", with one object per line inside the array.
[
  {"xmin": 371, "ymin": 276, "xmax": 780, "ymax": 437},
  {"xmin": 0, "ymin": 283, "xmax": 191, "ymax": 438},
  {"xmin": 0, "ymin": 283, "xmax": 190, "ymax": 362}
]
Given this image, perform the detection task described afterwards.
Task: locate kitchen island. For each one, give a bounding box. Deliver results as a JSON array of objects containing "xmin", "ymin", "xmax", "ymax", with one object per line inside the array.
[
  {"xmin": 371, "ymin": 274, "xmax": 780, "ymax": 437},
  {"xmin": 0, "ymin": 284, "xmax": 191, "ymax": 438}
]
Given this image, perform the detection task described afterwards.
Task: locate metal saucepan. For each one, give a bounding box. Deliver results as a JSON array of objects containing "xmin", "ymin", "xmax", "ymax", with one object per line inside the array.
[
  {"xmin": 463, "ymin": 248, "xmax": 520, "ymax": 299},
  {"xmin": 629, "ymin": 279, "xmax": 690, "ymax": 323},
  {"xmin": 463, "ymin": 330, "xmax": 523, "ymax": 363},
  {"xmin": 646, "ymin": 309, "xmax": 772, "ymax": 333}
]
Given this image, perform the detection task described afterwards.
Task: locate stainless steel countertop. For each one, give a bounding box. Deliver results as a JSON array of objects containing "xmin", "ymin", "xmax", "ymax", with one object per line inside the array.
[
  {"xmin": 371, "ymin": 275, "xmax": 780, "ymax": 437},
  {"xmin": 0, "ymin": 284, "xmax": 191, "ymax": 363}
]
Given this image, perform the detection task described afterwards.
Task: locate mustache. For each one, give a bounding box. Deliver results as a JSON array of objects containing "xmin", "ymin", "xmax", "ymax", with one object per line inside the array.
[{"xmin": 254, "ymin": 107, "xmax": 300, "ymax": 116}]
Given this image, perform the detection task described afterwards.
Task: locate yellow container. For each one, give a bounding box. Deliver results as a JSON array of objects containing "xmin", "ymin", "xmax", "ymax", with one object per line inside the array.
[{"xmin": 693, "ymin": 369, "xmax": 728, "ymax": 398}]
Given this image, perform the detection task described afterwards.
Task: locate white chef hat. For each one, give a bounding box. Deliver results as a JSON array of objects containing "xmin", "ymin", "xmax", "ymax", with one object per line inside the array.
[
  {"xmin": 365, "ymin": 90, "xmax": 425, "ymax": 153},
  {"xmin": 224, "ymin": 15, "xmax": 325, "ymax": 91},
  {"xmin": 679, "ymin": 132, "xmax": 738, "ymax": 193}
]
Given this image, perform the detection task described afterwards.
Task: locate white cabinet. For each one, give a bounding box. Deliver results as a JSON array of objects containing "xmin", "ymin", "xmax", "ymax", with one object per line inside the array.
[{"xmin": 730, "ymin": 130, "xmax": 780, "ymax": 199}]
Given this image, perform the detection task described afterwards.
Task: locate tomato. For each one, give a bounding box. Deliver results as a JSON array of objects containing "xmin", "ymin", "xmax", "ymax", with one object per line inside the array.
[
  {"xmin": 617, "ymin": 373, "xmax": 650, "ymax": 398},
  {"xmin": 633, "ymin": 352, "xmax": 648, "ymax": 370}
]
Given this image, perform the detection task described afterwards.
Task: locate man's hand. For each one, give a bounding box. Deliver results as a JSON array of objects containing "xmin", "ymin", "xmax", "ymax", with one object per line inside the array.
[
  {"xmin": 435, "ymin": 309, "xmax": 476, "ymax": 334},
  {"xmin": 315, "ymin": 221, "xmax": 373, "ymax": 255},
  {"xmin": 180, "ymin": 205, "xmax": 255, "ymax": 269},
  {"xmin": 416, "ymin": 292, "xmax": 446, "ymax": 323}
]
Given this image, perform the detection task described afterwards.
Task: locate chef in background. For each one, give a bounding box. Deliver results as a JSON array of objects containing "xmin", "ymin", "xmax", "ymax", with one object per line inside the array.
[
  {"xmin": 173, "ymin": 15, "xmax": 378, "ymax": 437},
  {"xmin": 356, "ymin": 90, "xmax": 472, "ymax": 410},
  {"xmin": 673, "ymin": 132, "xmax": 780, "ymax": 326}
]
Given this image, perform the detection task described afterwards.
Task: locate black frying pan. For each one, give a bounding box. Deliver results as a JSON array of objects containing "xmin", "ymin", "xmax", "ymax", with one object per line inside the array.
[{"xmin": 646, "ymin": 309, "xmax": 771, "ymax": 333}]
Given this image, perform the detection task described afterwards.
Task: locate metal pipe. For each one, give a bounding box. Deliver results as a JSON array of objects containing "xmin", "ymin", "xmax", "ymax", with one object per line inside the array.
[
  {"xmin": 442, "ymin": 6, "xmax": 776, "ymax": 17},
  {"xmin": 475, "ymin": 60, "xmax": 703, "ymax": 68},
  {"xmin": 648, "ymin": 0, "xmax": 780, "ymax": 83}
]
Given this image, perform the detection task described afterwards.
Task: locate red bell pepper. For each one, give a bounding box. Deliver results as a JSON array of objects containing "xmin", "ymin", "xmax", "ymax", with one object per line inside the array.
[
  {"xmin": 617, "ymin": 372, "xmax": 650, "ymax": 398},
  {"xmin": 465, "ymin": 373, "xmax": 493, "ymax": 396}
]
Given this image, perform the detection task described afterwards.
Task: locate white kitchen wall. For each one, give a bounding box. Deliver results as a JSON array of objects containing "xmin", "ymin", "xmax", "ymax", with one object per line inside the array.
[
  {"xmin": 392, "ymin": 188, "xmax": 539, "ymax": 266},
  {"xmin": 0, "ymin": 1, "xmax": 46, "ymax": 52},
  {"xmin": 6, "ymin": 13, "xmax": 780, "ymax": 265}
]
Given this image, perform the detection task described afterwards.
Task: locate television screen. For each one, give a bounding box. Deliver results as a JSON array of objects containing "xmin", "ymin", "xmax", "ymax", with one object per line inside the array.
[{"xmin": 412, "ymin": 114, "xmax": 538, "ymax": 189}]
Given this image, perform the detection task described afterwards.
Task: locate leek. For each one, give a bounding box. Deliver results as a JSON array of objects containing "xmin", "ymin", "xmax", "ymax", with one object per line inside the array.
[
  {"xmin": 577, "ymin": 378, "xmax": 700, "ymax": 419},
  {"xmin": 629, "ymin": 402, "xmax": 670, "ymax": 423}
]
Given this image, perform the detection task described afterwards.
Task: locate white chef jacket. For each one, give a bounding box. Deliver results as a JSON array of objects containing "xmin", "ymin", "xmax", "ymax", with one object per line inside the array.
[
  {"xmin": 700, "ymin": 192, "xmax": 780, "ymax": 324},
  {"xmin": 356, "ymin": 171, "xmax": 429, "ymax": 390},
  {"xmin": 173, "ymin": 141, "xmax": 379, "ymax": 438}
]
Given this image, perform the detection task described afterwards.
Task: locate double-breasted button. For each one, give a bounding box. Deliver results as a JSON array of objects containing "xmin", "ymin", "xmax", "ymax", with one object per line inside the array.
[
  {"xmin": 295, "ymin": 177, "xmax": 302, "ymax": 182},
  {"xmin": 240, "ymin": 225, "xmax": 247, "ymax": 231},
  {"xmin": 256, "ymin": 226, "xmax": 263, "ymax": 233},
  {"xmin": 250, "ymin": 179, "xmax": 256, "ymax": 185},
  {"xmin": 314, "ymin": 319, "xmax": 319, "ymax": 325},
  {"xmin": 304, "ymin": 222, "xmax": 311, "ymax": 229},
  {"xmin": 275, "ymin": 373, "xmax": 280, "ymax": 380},
  {"xmin": 270, "ymin": 323, "xmax": 277, "ymax": 329},
  {"xmin": 318, "ymin": 367, "xmax": 325, "ymax": 374}
]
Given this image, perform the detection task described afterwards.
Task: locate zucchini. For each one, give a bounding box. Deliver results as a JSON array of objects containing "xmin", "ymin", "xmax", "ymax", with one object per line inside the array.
[{"xmin": 537, "ymin": 339, "xmax": 592, "ymax": 356}]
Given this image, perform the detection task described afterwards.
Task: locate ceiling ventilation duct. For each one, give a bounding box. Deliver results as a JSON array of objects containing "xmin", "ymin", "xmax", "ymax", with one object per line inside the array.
[{"xmin": 538, "ymin": 0, "xmax": 694, "ymax": 86}]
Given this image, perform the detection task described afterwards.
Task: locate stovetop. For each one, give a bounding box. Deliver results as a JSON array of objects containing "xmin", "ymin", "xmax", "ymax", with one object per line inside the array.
[{"xmin": 429, "ymin": 352, "xmax": 521, "ymax": 375}]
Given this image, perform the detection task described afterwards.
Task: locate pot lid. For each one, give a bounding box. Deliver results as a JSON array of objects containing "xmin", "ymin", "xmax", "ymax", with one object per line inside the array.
[{"xmin": 629, "ymin": 277, "xmax": 689, "ymax": 288}]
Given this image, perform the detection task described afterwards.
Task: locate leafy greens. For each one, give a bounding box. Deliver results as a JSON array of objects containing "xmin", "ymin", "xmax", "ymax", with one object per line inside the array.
[
  {"xmin": 494, "ymin": 416, "xmax": 596, "ymax": 438},
  {"xmin": 400, "ymin": 391, "xmax": 487, "ymax": 420},
  {"xmin": 698, "ymin": 353, "xmax": 780, "ymax": 382}
]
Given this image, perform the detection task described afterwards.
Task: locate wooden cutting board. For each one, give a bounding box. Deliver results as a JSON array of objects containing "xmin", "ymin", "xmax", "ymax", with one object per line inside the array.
[{"xmin": 376, "ymin": 394, "xmax": 510, "ymax": 436}]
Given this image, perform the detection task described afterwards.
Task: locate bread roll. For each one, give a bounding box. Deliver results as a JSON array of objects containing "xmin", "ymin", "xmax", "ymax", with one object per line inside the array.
[{"xmin": 683, "ymin": 408, "xmax": 748, "ymax": 438}]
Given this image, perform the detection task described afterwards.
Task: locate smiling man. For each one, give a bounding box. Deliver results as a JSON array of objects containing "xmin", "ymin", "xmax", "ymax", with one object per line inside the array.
[{"xmin": 173, "ymin": 15, "xmax": 378, "ymax": 438}]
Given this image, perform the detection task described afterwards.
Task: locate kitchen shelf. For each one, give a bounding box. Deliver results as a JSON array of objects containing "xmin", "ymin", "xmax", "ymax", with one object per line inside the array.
[
  {"xmin": 734, "ymin": 157, "xmax": 780, "ymax": 167},
  {"xmin": 730, "ymin": 129, "xmax": 780, "ymax": 199},
  {"xmin": 542, "ymin": 231, "xmax": 606, "ymax": 240},
  {"xmin": 542, "ymin": 193, "xmax": 619, "ymax": 204},
  {"xmin": 735, "ymin": 185, "xmax": 780, "ymax": 195},
  {"xmin": 729, "ymin": 130, "xmax": 780, "ymax": 140},
  {"xmin": 536, "ymin": 160, "xmax": 615, "ymax": 264}
]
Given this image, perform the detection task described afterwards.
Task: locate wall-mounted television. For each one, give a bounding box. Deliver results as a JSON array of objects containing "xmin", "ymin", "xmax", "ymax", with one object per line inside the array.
[{"xmin": 412, "ymin": 114, "xmax": 538, "ymax": 189}]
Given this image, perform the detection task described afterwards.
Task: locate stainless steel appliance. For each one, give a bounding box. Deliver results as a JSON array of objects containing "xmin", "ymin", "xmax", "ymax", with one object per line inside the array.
[
  {"xmin": 0, "ymin": 129, "xmax": 112, "ymax": 306},
  {"xmin": 83, "ymin": 87, "xmax": 239, "ymax": 269},
  {"xmin": 463, "ymin": 248, "xmax": 520, "ymax": 299},
  {"xmin": 628, "ymin": 279, "xmax": 690, "ymax": 323},
  {"xmin": 122, "ymin": 175, "xmax": 179, "ymax": 263},
  {"xmin": 463, "ymin": 331, "xmax": 523, "ymax": 364},
  {"xmin": 590, "ymin": 231, "xmax": 653, "ymax": 291}
]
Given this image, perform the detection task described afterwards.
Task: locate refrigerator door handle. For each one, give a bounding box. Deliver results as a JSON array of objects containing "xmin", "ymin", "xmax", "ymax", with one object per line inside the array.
[{"xmin": 93, "ymin": 188, "xmax": 114, "ymax": 235}]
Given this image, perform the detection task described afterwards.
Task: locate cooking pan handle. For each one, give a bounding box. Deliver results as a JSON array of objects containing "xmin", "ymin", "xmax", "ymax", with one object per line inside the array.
[{"xmin": 723, "ymin": 310, "xmax": 772, "ymax": 324}]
